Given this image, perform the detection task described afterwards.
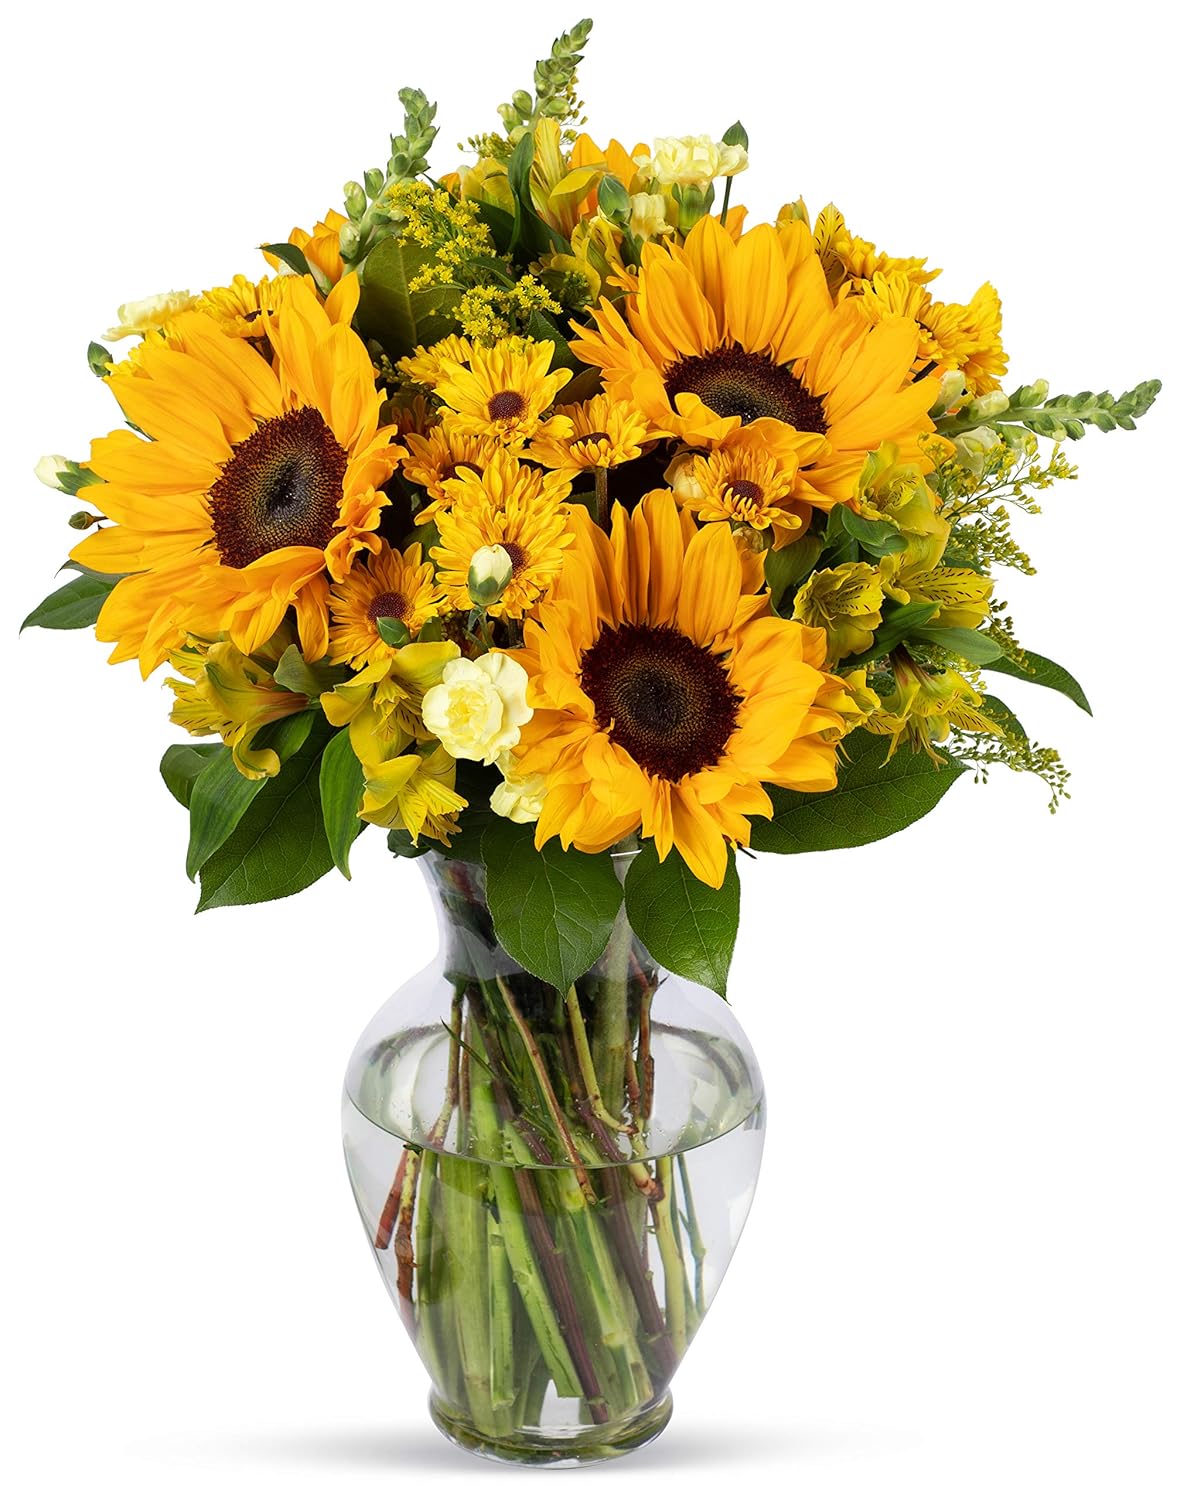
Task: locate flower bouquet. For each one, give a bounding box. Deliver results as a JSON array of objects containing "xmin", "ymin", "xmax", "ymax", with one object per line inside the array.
[{"xmin": 26, "ymin": 15, "xmax": 1159, "ymax": 1467}]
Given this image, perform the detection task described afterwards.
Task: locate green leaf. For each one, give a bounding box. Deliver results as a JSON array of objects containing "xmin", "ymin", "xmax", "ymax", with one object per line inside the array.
[
  {"xmin": 819, "ymin": 505, "xmax": 859, "ymax": 567},
  {"xmin": 357, "ymin": 237, "xmax": 460, "ymax": 359},
  {"xmin": 21, "ymin": 572, "xmax": 116, "ymax": 631},
  {"xmin": 764, "ymin": 534, "xmax": 821, "ymax": 609},
  {"xmin": 196, "ymin": 724, "xmax": 335, "ymax": 912},
  {"xmin": 319, "ymin": 728, "xmax": 367, "ymax": 879},
  {"xmin": 526, "ymin": 309, "xmax": 576, "ymax": 370},
  {"xmin": 160, "ymin": 743, "xmax": 224, "ymax": 809},
  {"xmin": 911, "ymin": 626, "xmax": 1007, "ymax": 665},
  {"xmin": 624, "ymin": 845, "xmax": 739, "ymax": 999},
  {"xmin": 481, "ymin": 820, "xmax": 623, "ymax": 992},
  {"xmin": 983, "ymin": 648, "xmax": 1092, "ymax": 715},
  {"xmin": 506, "ymin": 132, "xmax": 571, "ymax": 258},
  {"xmin": 751, "ymin": 729, "xmax": 965, "ymax": 855},
  {"xmin": 839, "ymin": 600, "xmax": 940, "ymax": 669},
  {"xmin": 185, "ymin": 710, "xmax": 316, "ymax": 880},
  {"xmin": 983, "ymin": 694, "xmax": 1026, "ymax": 740},
  {"xmin": 838, "ymin": 507, "xmax": 907, "ymax": 557},
  {"xmin": 272, "ymin": 643, "xmax": 347, "ymax": 698},
  {"xmin": 376, "ymin": 616, "xmax": 411, "ymax": 647},
  {"xmin": 261, "ymin": 241, "xmax": 313, "ymax": 278},
  {"xmin": 387, "ymin": 829, "xmax": 432, "ymax": 859}
]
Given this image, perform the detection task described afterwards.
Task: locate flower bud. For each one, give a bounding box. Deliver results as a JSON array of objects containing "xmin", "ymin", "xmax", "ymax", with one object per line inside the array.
[
  {"xmin": 364, "ymin": 167, "xmax": 385, "ymax": 198},
  {"xmin": 731, "ymin": 522, "xmax": 768, "ymax": 555},
  {"xmin": 338, "ymin": 221, "xmax": 362, "ymax": 261},
  {"xmin": 596, "ymin": 174, "xmax": 630, "ymax": 223},
  {"xmin": 1021, "ymin": 378, "xmax": 1050, "ymax": 406},
  {"xmin": 965, "ymin": 390, "xmax": 1010, "ymax": 422},
  {"xmin": 343, "ymin": 180, "xmax": 367, "ymax": 220},
  {"xmin": 629, "ymin": 192, "xmax": 671, "ymax": 241},
  {"xmin": 35, "ymin": 454, "xmax": 71, "ymax": 490},
  {"xmin": 68, "ymin": 510, "xmax": 101, "ymax": 530},
  {"xmin": 664, "ymin": 451, "xmax": 706, "ymax": 504},
  {"xmin": 467, "ymin": 543, "xmax": 515, "ymax": 608},
  {"xmin": 930, "ymin": 369, "xmax": 967, "ymax": 417},
  {"xmin": 673, "ymin": 182, "xmax": 713, "ymax": 234}
]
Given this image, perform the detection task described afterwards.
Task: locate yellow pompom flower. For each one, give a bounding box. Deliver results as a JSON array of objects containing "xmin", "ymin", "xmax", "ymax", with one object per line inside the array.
[
  {"xmin": 527, "ymin": 394, "xmax": 650, "ymax": 474},
  {"xmin": 401, "ymin": 417, "xmax": 503, "ymax": 521},
  {"xmin": 571, "ymin": 216, "xmax": 938, "ymax": 506},
  {"xmin": 433, "ymin": 451, "xmax": 574, "ymax": 618},
  {"xmin": 792, "ymin": 563, "xmax": 885, "ymax": 664},
  {"xmin": 70, "ymin": 275, "xmax": 404, "ymax": 674},
  {"xmin": 921, "ymin": 283, "xmax": 1008, "ymax": 395},
  {"xmin": 166, "ymin": 636, "xmax": 309, "ymax": 780},
  {"xmin": 327, "ymin": 542, "xmax": 447, "ymax": 669},
  {"xmin": 508, "ymin": 493, "xmax": 847, "ymax": 889},
  {"xmin": 668, "ymin": 425, "xmax": 826, "ymax": 546},
  {"xmin": 398, "ymin": 334, "xmax": 478, "ymax": 389},
  {"xmin": 433, "ymin": 339, "xmax": 573, "ymax": 448}
]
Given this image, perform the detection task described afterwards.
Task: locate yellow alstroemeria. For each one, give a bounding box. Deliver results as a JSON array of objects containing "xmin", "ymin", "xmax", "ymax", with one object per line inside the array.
[
  {"xmin": 322, "ymin": 642, "xmax": 460, "ymax": 765},
  {"xmin": 359, "ymin": 743, "xmax": 467, "ymax": 844},
  {"xmin": 867, "ymin": 653, "xmax": 997, "ymax": 765},
  {"xmin": 166, "ymin": 638, "xmax": 309, "ymax": 780},
  {"xmin": 792, "ymin": 562, "xmax": 885, "ymax": 664}
]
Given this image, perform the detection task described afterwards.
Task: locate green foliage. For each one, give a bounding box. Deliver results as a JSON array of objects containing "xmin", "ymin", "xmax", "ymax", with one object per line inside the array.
[
  {"xmin": 272, "ymin": 644, "xmax": 347, "ymax": 698},
  {"xmin": 764, "ymin": 534, "xmax": 821, "ymax": 612},
  {"xmin": 159, "ymin": 744, "xmax": 223, "ymax": 808},
  {"xmin": 526, "ymin": 308, "xmax": 576, "ymax": 368},
  {"xmin": 196, "ymin": 722, "xmax": 335, "ymax": 911},
  {"xmin": 505, "ymin": 131, "xmax": 571, "ymax": 258},
  {"xmin": 751, "ymin": 730, "xmax": 964, "ymax": 855},
  {"xmin": 376, "ymin": 616, "xmax": 411, "ymax": 648},
  {"xmin": 819, "ymin": 504, "xmax": 859, "ymax": 567},
  {"xmin": 21, "ymin": 572, "xmax": 116, "ymax": 631},
  {"xmin": 951, "ymin": 698, "xmax": 1071, "ymax": 813},
  {"xmin": 722, "ymin": 120, "xmax": 749, "ymax": 151},
  {"xmin": 839, "ymin": 600, "xmax": 939, "ymax": 669},
  {"xmin": 838, "ymin": 506, "xmax": 906, "ymax": 557},
  {"xmin": 481, "ymin": 819, "xmax": 623, "ymax": 992},
  {"xmin": 941, "ymin": 379, "xmax": 1161, "ymax": 442},
  {"xmin": 910, "ymin": 626, "xmax": 1007, "ymax": 666},
  {"xmin": 185, "ymin": 711, "xmax": 316, "ymax": 880},
  {"xmin": 624, "ymin": 846, "xmax": 739, "ymax": 999},
  {"xmin": 357, "ymin": 236, "xmax": 462, "ymax": 358},
  {"xmin": 259, "ymin": 241, "xmax": 330, "ymax": 295},
  {"xmin": 319, "ymin": 728, "xmax": 367, "ymax": 879},
  {"xmin": 389, "ymin": 86, "xmax": 439, "ymax": 181},
  {"xmin": 983, "ymin": 648, "xmax": 1092, "ymax": 715}
]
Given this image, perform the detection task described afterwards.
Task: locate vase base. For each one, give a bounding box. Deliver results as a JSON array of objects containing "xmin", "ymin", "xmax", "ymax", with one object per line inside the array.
[{"xmin": 428, "ymin": 1390, "xmax": 674, "ymax": 1467}]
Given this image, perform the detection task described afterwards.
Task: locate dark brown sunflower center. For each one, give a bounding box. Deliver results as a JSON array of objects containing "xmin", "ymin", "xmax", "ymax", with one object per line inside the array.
[
  {"xmin": 571, "ymin": 430, "xmax": 610, "ymax": 447},
  {"xmin": 208, "ymin": 407, "xmax": 347, "ymax": 568},
  {"xmin": 727, "ymin": 478, "xmax": 764, "ymax": 503},
  {"xmin": 368, "ymin": 590, "xmax": 408, "ymax": 624},
  {"xmin": 487, "ymin": 389, "xmax": 526, "ymax": 421},
  {"xmin": 441, "ymin": 460, "xmax": 484, "ymax": 483},
  {"xmin": 501, "ymin": 541, "xmax": 527, "ymax": 571},
  {"xmin": 579, "ymin": 623, "xmax": 741, "ymax": 781},
  {"xmin": 664, "ymin": 344, "xmax": 828, "ymax": 431}
]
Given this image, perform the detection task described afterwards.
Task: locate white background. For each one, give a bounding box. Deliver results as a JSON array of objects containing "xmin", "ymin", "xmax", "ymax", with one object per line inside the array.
[{"xmin": 3, "ymin": 1, "xmax": 1175, "ymax": 1496}]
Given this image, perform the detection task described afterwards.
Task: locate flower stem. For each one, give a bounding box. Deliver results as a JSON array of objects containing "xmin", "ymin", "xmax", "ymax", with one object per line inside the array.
[
  {"xmin": 593, "ymin": 910, "xmax": 634, "ymax": 1122},
  {"xmin": 566, "ymin": 983, "xmax": 631, "ymax": 1135}
]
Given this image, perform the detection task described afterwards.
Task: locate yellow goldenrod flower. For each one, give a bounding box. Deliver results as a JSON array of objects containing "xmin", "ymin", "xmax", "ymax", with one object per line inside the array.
[
  {"xmin": 509, "ymin": 493, "xmax": 847, "ymax": 889},
  {"xmin": 71, "ymin": 274, "xmax": 404, "ymax": 675},
  {"xmin": 327, "ymin": 541, "xmax": 447, "ymax": 669},
  {"xmin": 166, "ymin": 637, "xmax": 308, "ymax": 780},
  {"xmin": 571, "ymin": 216, "xmax": 938, "ymax": 505},
  {"xmin": 433, "ymin": 451, "xmax": 575, "ymax": 618},
  {"xmin": 528, "ymin": 394, "xmax": 650, "ymax": 474},
  {"xmin": 421, "ymin": 652, "xmax": 534, "ymax": 765},
  {"xmin": 792, "ymin": 562, "xmax": 885, "ymax": 664}
]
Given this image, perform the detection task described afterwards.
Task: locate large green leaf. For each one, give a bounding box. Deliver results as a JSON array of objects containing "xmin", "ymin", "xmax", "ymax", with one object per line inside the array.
[
  {"xmin": 319, "ymin": 728, "xmax": 367, "ymax": 879},
  {"xmin": 526, "ymin": 309, "xmax": 576, "ymax": 370},
  {"xmin": 624, "ymin": 845, "xmax": 739, "ymax": 999},
  {"xmin": 911, "ymin": 626, "xmax": 1007, "ymax": 666},
  {"xmin": 840, "ymin": 600, "xmax": 941, "ymax": 670},
  {"xmin": 21, "ymin": 573, "xmax": 116, "ymax": 631},
  {"xmin": 751, "ymin": 729, "xmax": 965, "ymax": 855},
  {"xmin": 196, "ymin": 725, "xmax": 335, "ymax": 912},
  {"xmin": 185, "ymin": 710, "xmax": 316, "ymax": 880},
  {"xmin": 481, "ymin": 820, "xmax": 623, "ymax": 992},
  {"xmin": 983, "ymin": 649, "xmax": 1092, "ymax": 715},
  {"xmin": 272, "ymin": 644, "xmax": 347, "ymax": 698},
  {"xmin": 356, "ymin": 237, "xmax": 461, "ymax": 359},
  {"xmin": 160, "ymin": 743, "xmax": 224, "ymax": 809}
]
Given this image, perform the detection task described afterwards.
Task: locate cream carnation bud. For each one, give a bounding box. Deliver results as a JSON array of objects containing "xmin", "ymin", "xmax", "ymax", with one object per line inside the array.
[
  {"xmin": 104, "ymin": 289, "xmax": 195, "ymax": 341},
  {"xmin": 628, "ymin": 191, "xmax": 671, "ymax": 241},
  {"xmin": 421, "ymin": 652, "xmax": 533, "ymax": 766},
  {"xmin": 35, "ymin": 454, "xmax": 71, "ymax": 490},
  {"xmin": 636, "ymin": 135, "xmax": 740, "ymax": 189},
  {"xmin": 664, "ymin": 450, "xmax": 706, "ymax": 504},
  {"xmin": 490, "ymin": 752, "xmax": 547, "ymax": 825},
  {"xmin": 467, "ymin": 544, "xmax": 515, "ymax": 609}
]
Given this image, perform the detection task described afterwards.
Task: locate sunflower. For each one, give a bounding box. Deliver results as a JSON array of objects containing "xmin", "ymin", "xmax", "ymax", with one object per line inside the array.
[
  {"xmin": 433, "ymin": 451, "xmax": 574, "ymax": 618},
  {"xmin": 71, "ymin": 274, "xmax": 403, "ymax": 674},
  {"xmin": 433, "ymin": 339, "xmax": 573, "ymax": 448},
  {"xmin": 401, "ymin": 416, "xmax": 503, "ymax": 521},
  {"xmin": 668, "ymin": 425, "xmax": 823, "ymax": 546},
  {"xmin": 570, "ymin": 215, "xmax": 938, "ymax": 507},
  {"xmin": 527, "ymin": 393, "xmax": 650, "ymax": 474},
  {"xmin": 327, "ymin": 541, "xmax": 446, "ymax": 668},
  {"xmin": 508, "ymin": 492, "xmax": 847, "ymax": 887},
  {"xmin": 264, "ymin": 208, "xmax": 347, "ymax": 287}
]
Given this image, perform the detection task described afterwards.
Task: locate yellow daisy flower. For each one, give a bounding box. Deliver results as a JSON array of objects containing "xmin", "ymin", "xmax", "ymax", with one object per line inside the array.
[
  {"xmin": 433, "ymin": 451, "xmax": 574, "ymax": 619},
  {"xmin": 193, "ymin": 274, "xmax": 301, "ymax": 340},
  {"xmin": 401, "ymin": 417, "xmax": 503, "ymax": 522},
  {"xmin": 509, "ymin": 493, "xmax": 848, "ymax": 889},
  {"xmin": 527, "ymin": 393, "xmax": 650, "ymax": 474},
  {"xmin": 70, "ymin": 274, "xmax": 403, "ymax": 674},
  {"xmin": 668, "ymin": 425, "xmax": 825, "ymax": 546},
  {"xmin": 398, "ymin": 334, "xmax": 478, "ymax": 389},
  {"xmin": 570, "ymin": 216, "xmax": 938, "ymax": 507},
  {"xmin": 433, "ymin": 339, "xmax": 573, "ymax": 449},
  {"xmin": 921, "ymin": 284, "xmax": 1008, "ymax": 395},
  {"xmin": 327, "ymin": 541, "xmax": 447, "ymax": 668}
]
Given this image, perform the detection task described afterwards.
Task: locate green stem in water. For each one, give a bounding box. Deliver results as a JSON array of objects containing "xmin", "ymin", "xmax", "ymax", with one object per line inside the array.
[
  {"xmin": 593, "ymin": 910, "xmax": 633, "ymax": 1123},
  {"xmin": 651, "ymin": 1157, "xmax": 689, "ymax": 1359},
  {"xmin": 677, "ymin": 1154, "xmax": 708, "ymax": 1318},
  {"xmin": 566, "ymin": 983, "xmax": 631, "ymax": 1136}
]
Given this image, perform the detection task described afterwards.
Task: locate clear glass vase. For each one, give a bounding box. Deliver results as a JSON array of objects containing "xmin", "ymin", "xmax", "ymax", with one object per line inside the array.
[{"xmin": 341, "ymin": 851, "xmax": 766, "ymax": 1466}]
